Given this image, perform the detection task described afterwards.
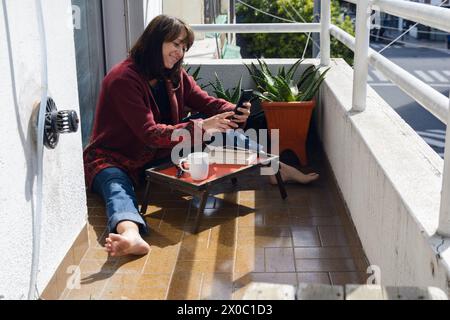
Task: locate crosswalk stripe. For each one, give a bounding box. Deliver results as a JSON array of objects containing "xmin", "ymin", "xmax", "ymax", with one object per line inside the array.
[
  {"xmin": 428, "ymin": 70, "xmax": 448, "ymax": 82},
  {"xmin": 414, "ymin": 70, "xmax": 435, "ymax": 82},
  {"xmin": 443, "ymin": 70, "xmax": 450, "ymax": 77},
  {"xmin": 372, "ymin": 69, "xmax": 387, "ymax": 82},
  {"xmin": 367, "ymin": 74, "xmax": 373, "ymax": 82}
]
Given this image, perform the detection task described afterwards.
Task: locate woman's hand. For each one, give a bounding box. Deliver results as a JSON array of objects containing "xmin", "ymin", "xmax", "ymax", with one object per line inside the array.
[
  {"xmin": 233, "ymin": 102, "xmax": 251, "ymax": 124},
  {"xmin": 201, "ymin": 112, "xmax": 238, "ymax": 134}
]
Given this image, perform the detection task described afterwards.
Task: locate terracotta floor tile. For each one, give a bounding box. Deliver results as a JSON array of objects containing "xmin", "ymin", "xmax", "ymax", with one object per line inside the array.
[
  {"xmin": 294, "ymin": 247, "xmax": 354, "ymax": 259},
  {"xmin": 167, "ymin": 272, "xmax": 203, "ymax": 300},
  {"xmin": 114, "ymin": 255, "xmax": 149, "ymax": 274},
  {"xmin": 178, "ymin": 228, "xmax": 235, "ymax": 261},
  {"xmin": 101, "ymin": 285, "xmax": 168, "ymax": 300},
  {"xmin": 200, "ymin": 273, "xmax": 234, "ymax": 300},
  {"xmin": 307, "ymin": 203, "xmax": 338, "ymax": 217},
  {"xmin": 88, "ymin": 225, "xmax": 107, "ymax": 248},
  {"xmin": 184, "ymin": 218, "xmax": 236, "ymax": 234},
  {"xmin": 234, "ymin": 246, "xmax": 265, "ymax": 274},
  {"xmin": 214, "ymin": 198, "xmax": 240, "ymax": 210},
  {"xmin": 105, "ymin": 273, "xmax": 141, "ymax": 289},
  {"xmin": 287, "ymin": 206, "xmax": 317, "ymax": 216},
  {"xmin": 236, "ymin": 211, "xmax": 265, "ymax": 227},
  {"xmin": 87, "ymin": 215, "xmax": 107, "ymax": 227},
  {"xmin": 86, "ymin": 197, "xmax": 105, "ymax": 208},
  {"xmin": 145, "ymin": 224, "xmax": 184, "ymax": 247},
  {"xmin": 295, "ymin": 258, "xmax": 360, "ymax": 272},
  {"xmin": 187, "ymin": 208, "xmax": 238, "ymax": 222},
  {"xmin": 191, "ymin": 196, "xmax": 216, "ymax": 209},
  {"xmin": 254, "ymin": 188, "xmax": 285, "ymax": 200},
  {"xmin": 291, "ymin": 227, "xmax": 321, "ymax": 247},
  {"xmin": 238, "ymin": 199, "xmax": 256, "ymax": 209},
  {"xmin": 174, "ymin": 260, "xmax": 233, "ymax": 274},
  {"xmin": 233, "ymin": 272, "xmax": 298, "ymax": 288},
  {"xmin": 256, "ymin": 207, "xmax": 291, "ymax": 226},
  {"xmin": 78, "ymin": 259, "xmax": 118, "ymax": 274},
  {"xmin": 238, "ymin": 226, "xmax": 292, "ymax": 248},
  {"xmin": 83, "ymin": 247, "xmax": 111, "ymax": 261},
  {"xmin": 318, "ymin": 226, "xmax": 357, "ymax": 246},
  {"xmin": 265, "ymin": 248, "xmax": 296, "ymax": 272},
  {"xmin": 102, "ymin": 274, "xmax": 171, "ymax": 299},
  {"xmin": 143, "ymin": 244, "xmax": 180, "ymax": 274},
  {"xmin": 330, "ymin": 272, "xmax": 367, "ymax": 285},
  {"xmin": 161, "ymin": 208, "xmax": 190, "ymax": 226},
  {"xmin": 289, "ymin": 216, "xmax": 343, "ymax": 227},
  {"xmin": 63, "ymin": 273, "xmax": 110, "ymax": 300},
  {"xmin": 238, "ymin": 191, "xmax": 256, "ymax": 201},
  {"xmin": 297, "ymin": 272, "xmax": 331, "ymax": 285}
]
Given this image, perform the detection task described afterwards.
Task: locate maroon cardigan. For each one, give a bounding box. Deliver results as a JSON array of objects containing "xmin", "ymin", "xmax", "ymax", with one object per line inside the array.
[{"xmin": 83, "ymin": 58, "xmax": 234, "ymax": 189}]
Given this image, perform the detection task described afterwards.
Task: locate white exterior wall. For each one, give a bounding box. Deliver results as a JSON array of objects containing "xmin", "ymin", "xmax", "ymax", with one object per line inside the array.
[
  {"xmin": 0, "ymin": 0, "xmax": 87, "ymax": 299},
  {"xmin": 144, "ymin": 0, "xmax": 163, "ymax": 26},
  {"xmin": 162, "ymin": 0, "xmax": 203, "ymax": 24},
  {"xmin": 162, "ymin": 0, "xmax": 204, "ymax": 40},
  {"xmin": 319, "ymin": 59, "xmax": 449, "ymax": 291}
]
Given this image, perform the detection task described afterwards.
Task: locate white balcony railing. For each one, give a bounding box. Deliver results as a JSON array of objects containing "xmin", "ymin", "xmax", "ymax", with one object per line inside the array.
[{"xmin": 190, "ymin": 0, "xmax": 450, "ymax": 236}]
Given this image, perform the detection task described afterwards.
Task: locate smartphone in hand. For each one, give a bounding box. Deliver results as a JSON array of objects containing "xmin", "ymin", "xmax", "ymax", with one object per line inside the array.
[{"xmin": 234, "ymin": 89, "xmax": 254, "ymax": 116}]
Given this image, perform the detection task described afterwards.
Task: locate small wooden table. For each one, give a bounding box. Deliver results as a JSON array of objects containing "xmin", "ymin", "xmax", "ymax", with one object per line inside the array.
[{"xmin": 140, "ymin": 153, "xmax": 287, "ymax": 233}]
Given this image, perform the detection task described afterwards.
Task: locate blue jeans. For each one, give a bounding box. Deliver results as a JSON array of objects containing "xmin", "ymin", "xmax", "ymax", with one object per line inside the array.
[{"xmin": 92, "ymin": 167, "xmax": 149, "ymax": 235}]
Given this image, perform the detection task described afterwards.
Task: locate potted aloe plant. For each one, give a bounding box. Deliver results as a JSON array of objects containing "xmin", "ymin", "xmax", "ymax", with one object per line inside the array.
[
  {"xmin": 208, "ymin": 72, "xmax": 243, "ymax": 104},
  {"xmin": 245, "ymin": 59, "xmax": 329, "ymax": 166}
]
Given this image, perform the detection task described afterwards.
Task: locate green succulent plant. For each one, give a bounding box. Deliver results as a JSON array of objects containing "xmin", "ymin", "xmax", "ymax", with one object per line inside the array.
[
  {"xmin": 184, "ymin": 64, "xmax": 209, "ymax": 90},
  {"xmin": 245, "ymin": 58, "xmax": 330, "ymax": 102},
  {"xmin": 208, "ymin": 72, "xmax": 243, "ymax": 104}
]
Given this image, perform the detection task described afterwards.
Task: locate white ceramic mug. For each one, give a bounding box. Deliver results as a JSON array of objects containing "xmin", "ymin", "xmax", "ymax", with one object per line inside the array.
[{"xmin": 179, "ymin": 152, "xmax": 210, "ymax": 181}]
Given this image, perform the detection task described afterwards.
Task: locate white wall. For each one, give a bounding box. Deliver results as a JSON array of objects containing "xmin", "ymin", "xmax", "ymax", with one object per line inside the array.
[
  {"xmin": 0, "ymin": 0, "xmax": 87, "ymax": 299},
  {"xmin": 163, "ymin": 0, "xmax": 204, "ymax": 40},
  {"xmin": 163, "ymin": 0, "xmax": 203, "ymax": 24},
  {"xmin": 144, "ymin": 0, "xmax": 162, "ymax": 26}
]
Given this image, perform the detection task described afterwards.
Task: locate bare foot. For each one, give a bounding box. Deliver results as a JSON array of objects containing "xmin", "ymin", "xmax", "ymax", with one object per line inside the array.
[
  {"xmin": 269, "ymin": 169, "xmax": 319, "ymax": 185},
  {"xmin": 105, "ymin": 231, "xmax": 150, "ymax": 257}
]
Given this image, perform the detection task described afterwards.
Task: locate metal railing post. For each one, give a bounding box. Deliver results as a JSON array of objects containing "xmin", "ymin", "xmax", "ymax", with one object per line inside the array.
[
  {"xmin": 313, "ymin": 0, "xmax": 321, "ymax": 58},
  {"xmin": 320, "ymin": 0, "xmax": 330, "ymax": 66},
  {"xmin": 438, "ymin": 92, "xmax": 450, "ymax": 237},
  {"xmin": 352, "ymin": 0, "xmax": 371, "ymax": 112}
]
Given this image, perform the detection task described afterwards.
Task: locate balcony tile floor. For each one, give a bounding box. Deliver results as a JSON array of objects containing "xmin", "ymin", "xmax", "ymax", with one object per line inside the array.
[{"xmin": 61, "ymin": 149, "xmax": 369, "ymax": 300}]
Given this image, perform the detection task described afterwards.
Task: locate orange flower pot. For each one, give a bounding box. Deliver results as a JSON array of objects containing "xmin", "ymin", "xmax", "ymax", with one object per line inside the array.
[{"xmin": 261, "ymin": 100, "xmax": 316, "ymax": 166}]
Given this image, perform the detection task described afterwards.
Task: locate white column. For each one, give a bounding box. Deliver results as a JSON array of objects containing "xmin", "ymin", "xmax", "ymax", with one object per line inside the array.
[
  {"xmin": 438, "ymin": 92, "xmax": 450, "ymax": 237},
  {"xmin": 144, "ymin": 0, "xmax": 162, "ymax": 26},
  {"xmin": 352, "ymin": 0, "xmax": 371, "ymax": 112},
  {"xmin": 320, "ymin": 0, "xmax": 330, "ymax": 66}
]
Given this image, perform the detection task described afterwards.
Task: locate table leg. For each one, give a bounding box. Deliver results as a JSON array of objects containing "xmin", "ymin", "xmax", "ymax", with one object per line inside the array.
[
  {"xmin": 140, "ymin": 180, "xmax": 151, "ymax": 216},
  {"xmin": 275, "ymin": 171, "xmax": 287, "ymax": 199},
  {"xmin": 193, "ymin": 191, "xmax": 209, "ymax": 234}
]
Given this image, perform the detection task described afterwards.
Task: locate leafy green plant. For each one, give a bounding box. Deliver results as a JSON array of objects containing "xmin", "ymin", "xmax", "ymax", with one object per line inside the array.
[
  {"xmin": 208, "ymin": 73, "xmax": 243, "ymax": 104},
  {"xmin": 245, "ymin": 58, "xmax": 329, "ymax": 102},
  {"xmin": 236, "ymin": 0, "xmax": 355, "ymax": 65},
  {"xmin": 184, "ymin": 64, "xmax": 209, "ymax": 89}
]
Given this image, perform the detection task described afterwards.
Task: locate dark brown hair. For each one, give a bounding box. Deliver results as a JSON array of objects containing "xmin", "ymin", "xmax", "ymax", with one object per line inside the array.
[{"xmin": 130, "ymin": 15, "xmax": 194, "ymax": 85}]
